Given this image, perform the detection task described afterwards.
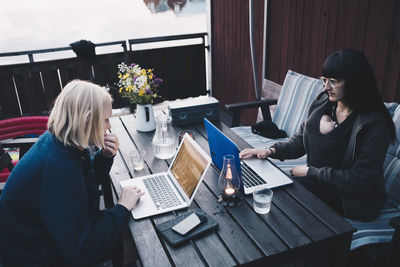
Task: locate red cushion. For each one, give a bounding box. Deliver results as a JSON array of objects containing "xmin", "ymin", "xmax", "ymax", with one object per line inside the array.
[
  {"xmin": 0, "ymin": 116, "xmax": 48, "ymax": 140},
  {"xmin": 0, "ymin": 171, "xmax": 10, "ymax": 183},
  {"xmin": 0, "ymin": 116, "xmax": 47, "ymax": 183}
]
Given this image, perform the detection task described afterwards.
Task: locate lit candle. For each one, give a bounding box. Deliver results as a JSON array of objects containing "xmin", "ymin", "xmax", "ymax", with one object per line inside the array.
[
  {"xmin": 226, "ymin": 165, "xmax": 232, "ymax": 180},
  {"xmin": 224, "ymin": 187, "xmax": 235, "ymax": 196}
]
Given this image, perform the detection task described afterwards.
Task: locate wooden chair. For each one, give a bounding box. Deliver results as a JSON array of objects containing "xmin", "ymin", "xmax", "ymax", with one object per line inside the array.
[
  {"xmin": 0, "ymin": 116, "xmax": 48, "ymax": 190},
  {"xmin": 346, "ymin": 102, "xmax": 400, "ymax": 266},
  {"xmin": 226, "ymin": 70, "xmax": 324, "ymax": 174}
]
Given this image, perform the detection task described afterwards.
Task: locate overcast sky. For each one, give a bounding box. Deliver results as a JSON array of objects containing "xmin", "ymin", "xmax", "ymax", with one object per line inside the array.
[{"xmin": 0, "ymin": 0, "xmax": 206, "ymax": 59}]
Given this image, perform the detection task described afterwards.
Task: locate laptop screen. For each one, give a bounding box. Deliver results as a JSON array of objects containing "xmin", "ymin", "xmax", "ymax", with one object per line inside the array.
[
  {"xmin": 170, "ymin": 137, "xmax": 209, "ymax": 198},
  {"xmin": 204, "ymin": 118, "xmax": 242, "ymax": 175}
]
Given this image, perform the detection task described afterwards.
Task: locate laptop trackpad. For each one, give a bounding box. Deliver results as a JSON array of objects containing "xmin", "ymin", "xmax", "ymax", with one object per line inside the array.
[
  {"xmin": 242, "ymin": 158, "xmax": 292, "ymax": 188},
  {"xmin": 243, "ymin": 158, "xmax": 276, "ymax": 173}
]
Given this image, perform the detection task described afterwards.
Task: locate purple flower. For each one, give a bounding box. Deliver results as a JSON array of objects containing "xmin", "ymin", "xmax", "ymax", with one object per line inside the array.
[
  {"xmin": 154, "ymin": 78, "xmax": 163, "ymax": 86},
  {"xmin": 145, "ymin": 89, "xmax": 152, "ymax": 94},
  {"xmin": 130, "ymin": 63, "xmax": 137, "ymax": 67}
]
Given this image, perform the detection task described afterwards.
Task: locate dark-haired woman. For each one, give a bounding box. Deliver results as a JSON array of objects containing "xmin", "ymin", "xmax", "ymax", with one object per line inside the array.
[{"xmin": 240, "ymin": 49, "xmax": 396, "ymax": 222}]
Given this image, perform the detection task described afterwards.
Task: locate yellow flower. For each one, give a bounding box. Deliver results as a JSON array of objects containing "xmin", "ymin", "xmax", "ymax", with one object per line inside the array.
[
  {"xmin": 123, "ymin": 73, "xmax": 129, "ymax": 80},
  {"xmin": 118, "ymin": 74, "xmax": 122, "ymax": 79},
  {"xmin": 119, "ymin": 87, "xmax": 123, "ymax": 93},
  {"xmin": 149, "ymin": 74, "xmax": 153, "ymax": 80},
  {"xmin": 141, "ymin": 69, "xmax": 146, "ymax": 76},
  {"xmin": 139, "ymin": 89, "xmax": 145, "ymax": 96}
]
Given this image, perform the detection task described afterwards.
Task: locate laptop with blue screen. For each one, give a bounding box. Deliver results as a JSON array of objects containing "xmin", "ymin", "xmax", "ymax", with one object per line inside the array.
[{"xmin": 204, "ymin": 118, "xmax": 293, "ymax": 194}]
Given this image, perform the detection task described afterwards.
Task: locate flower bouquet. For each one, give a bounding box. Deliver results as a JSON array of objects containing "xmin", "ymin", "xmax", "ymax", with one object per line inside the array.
[{"xmin": 117, "ymin": 62, "xmax": 163, "ymax": 105}]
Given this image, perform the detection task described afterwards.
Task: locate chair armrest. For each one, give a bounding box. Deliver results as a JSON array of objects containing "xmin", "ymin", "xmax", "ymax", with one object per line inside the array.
[
  {"xmin": 0, "ymin": 138, "xmax": 38, "ymax": 146},
  {"xmin": 225, "ymin": 99, "xmax": 278, "ymax": 127}
]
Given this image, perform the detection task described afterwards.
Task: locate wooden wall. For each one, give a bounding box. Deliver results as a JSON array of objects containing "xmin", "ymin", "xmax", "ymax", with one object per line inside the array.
[
  {"xmin": 211, "ymin": 0, "xmax": 400, "ymax": 125},
  {"xmin": 210, "ymin": 0, "xmax": 265, "ymax": 124},
  {"xmin": 266, "ymin": 0, "xmax": 400, "ymax": 102}
]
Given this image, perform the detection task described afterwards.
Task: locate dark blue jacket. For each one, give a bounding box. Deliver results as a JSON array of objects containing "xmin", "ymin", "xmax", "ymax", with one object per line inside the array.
[{"xmin": 0, "ymin": 131, "xmax": 130, "ymax": 266}]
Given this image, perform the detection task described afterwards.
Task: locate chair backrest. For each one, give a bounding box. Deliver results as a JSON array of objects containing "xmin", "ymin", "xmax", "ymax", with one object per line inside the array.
[
  {"xmin": 271, "ymin": 70, "xmax": 324, "ymax": 137},
  {"xmin": 0, "ymin": 116, "xmax": 48, "ymax": 141},
  {"xmin": 383, "ymin": 102, "xmax": 400, "ymax": 209},
  {"xmin": 0, "ymin": 116, "xmax": 48, "ymax": 187}
]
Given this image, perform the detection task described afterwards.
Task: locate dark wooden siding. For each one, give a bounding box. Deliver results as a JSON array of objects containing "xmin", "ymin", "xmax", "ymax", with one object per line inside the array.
[
  {"xmin": 211, "ymin": 0, "xmax": 265, "ymax": 124},
  {"xmin": 211, "ymin": 0, "xmax": 400, "ymax": 125},
  {"xmin": 0, "ymin": 41, "xmax": 207, "ymax": 118},
  {"xmin": 266, "ymin": 0, "xmax": 400, "ymax": 102}
]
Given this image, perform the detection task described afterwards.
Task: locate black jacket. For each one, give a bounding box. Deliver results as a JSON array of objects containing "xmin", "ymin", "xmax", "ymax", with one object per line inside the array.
[{"xmin": 272, "ymin": 92, "xmax": 390, "ymax": 221}]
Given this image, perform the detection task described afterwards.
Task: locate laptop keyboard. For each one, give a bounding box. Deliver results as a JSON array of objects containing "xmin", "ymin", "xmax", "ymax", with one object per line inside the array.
[
  {"xmin": 240, "ymin": 161, "xmax": 267, "ymax": 188},
  {"xmin": 143, "ymin": 175, "xmax": 182, "ymax": 210}
]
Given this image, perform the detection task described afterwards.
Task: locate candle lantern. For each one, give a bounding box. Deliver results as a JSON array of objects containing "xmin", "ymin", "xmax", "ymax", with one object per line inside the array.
[{"xmin": 218, "ymin": 155, "xmax": 241, "ymax": 206}]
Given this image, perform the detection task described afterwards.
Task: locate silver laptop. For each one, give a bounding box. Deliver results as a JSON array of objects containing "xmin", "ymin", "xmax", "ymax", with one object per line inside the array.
[
  {"xmin": 204, "ymin": 118, "xmax": 293, "ymax": 195},
  {"xmin": 120, "ymin": 134, "xmax": 211, "ymax": 219}
]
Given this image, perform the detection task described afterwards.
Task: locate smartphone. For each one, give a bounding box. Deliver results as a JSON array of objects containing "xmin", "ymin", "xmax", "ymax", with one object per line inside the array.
[{"xmin": 172, "ymin": 213, "xmax": 204, "ymax": 235}]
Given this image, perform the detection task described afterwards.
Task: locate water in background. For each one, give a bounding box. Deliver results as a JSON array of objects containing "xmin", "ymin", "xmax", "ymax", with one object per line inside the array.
[{"xmin": 0, "ymin": 0, "xmax": 206, "ymax": 65}]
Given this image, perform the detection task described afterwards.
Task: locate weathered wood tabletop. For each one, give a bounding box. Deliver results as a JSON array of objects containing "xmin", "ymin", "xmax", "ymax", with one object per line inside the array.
[{"xmin": 108, "ymin": 106, "xmax": 354, "ymax": 267}]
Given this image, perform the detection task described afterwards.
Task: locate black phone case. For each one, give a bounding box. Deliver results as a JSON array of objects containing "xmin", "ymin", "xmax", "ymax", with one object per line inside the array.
[{"xmin": 155, "ymin": 209, "xmax": 219, "ymax": 246}]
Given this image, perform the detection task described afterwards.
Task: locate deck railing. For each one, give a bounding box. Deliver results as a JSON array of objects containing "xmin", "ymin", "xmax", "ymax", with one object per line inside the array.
[{"xmin": 0, "ymin": 33, "xmax": 208, "ymax": 119}]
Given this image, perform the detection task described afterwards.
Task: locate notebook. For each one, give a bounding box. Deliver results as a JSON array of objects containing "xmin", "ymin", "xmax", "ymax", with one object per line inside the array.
[
  {"xmin": 204, "ymin": 118, "xmax": 293, "ymax": 194},
  {"xmin": 120, "ymin": 134, "xmax": 211, "ymax": 219}
]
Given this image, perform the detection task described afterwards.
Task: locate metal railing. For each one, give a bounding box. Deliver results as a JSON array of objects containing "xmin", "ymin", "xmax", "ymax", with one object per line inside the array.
[{"xmin": 128, "ymin": 32, "xmax": 209, "ymax": 50}]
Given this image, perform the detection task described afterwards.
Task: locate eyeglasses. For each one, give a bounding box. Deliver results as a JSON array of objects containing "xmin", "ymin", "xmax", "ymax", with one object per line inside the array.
[{"xmin": 319, "ymin": 76, "xmax": 342, "ymax": 88}]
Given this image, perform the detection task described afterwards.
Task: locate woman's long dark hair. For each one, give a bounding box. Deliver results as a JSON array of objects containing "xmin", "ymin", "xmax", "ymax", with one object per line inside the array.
[{"xmin": 322, "ymin": 49, "xmax": 396, "ymax": 141}]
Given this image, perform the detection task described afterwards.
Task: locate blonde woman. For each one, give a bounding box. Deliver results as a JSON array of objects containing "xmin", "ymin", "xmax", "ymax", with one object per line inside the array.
[{"xmin": 0, "ymin": 80, "xmax": 144, "ymax": 266}]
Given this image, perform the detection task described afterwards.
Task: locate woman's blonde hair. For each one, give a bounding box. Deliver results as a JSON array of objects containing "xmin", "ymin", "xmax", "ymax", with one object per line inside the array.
[{"xmin": 48, "ymin": 80, "xmax": 113, "ymax": 149}]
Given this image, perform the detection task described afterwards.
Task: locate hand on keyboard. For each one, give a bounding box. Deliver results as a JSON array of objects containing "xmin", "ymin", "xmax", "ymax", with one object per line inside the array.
[
  {"xmin": 118, "ymin": 185, "xmax": 145, "ymax": 211},
  {"xmin": 239, "ymin": 148, "xmax": 272, "ymax": 159}
]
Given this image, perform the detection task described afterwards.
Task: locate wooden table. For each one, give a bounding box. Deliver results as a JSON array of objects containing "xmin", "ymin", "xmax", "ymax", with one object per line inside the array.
[{"xmin": 108, "ymin": 106, "xmax": 355, "ymax": 267}]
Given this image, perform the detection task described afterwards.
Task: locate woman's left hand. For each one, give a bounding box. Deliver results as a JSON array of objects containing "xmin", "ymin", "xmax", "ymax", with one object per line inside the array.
[
  {"xmin": 103, "ymin": 133, "xmax": 119, "ymax": 158},
  {"xmin": 290, "ymin": 165, "xmax": 309, "ymax": 177}
]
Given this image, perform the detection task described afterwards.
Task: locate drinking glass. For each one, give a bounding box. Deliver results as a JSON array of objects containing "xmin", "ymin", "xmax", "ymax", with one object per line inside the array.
[
  {"xmin": 253, "ymin": 187, "xmax": 273, "ymax": 214},
  {"xmin": 130, "ymin": 149, "xmax": 146, "ymax": 171}
]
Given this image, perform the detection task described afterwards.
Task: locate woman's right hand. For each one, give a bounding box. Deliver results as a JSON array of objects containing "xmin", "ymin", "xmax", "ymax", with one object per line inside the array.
[
  {"xmin": 239, "ymin": 148, "xmax": 273, "ymax": 159},
  {"xmin": 118, "ymin": 185, "xmax": 145, "ymax": 211}
]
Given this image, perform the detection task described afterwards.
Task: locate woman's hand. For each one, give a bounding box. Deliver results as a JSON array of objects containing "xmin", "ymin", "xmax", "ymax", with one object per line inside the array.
[
  {"xmin": 290, "ymin": 165, "xmax": 309, "ymax": 177},
  {"xmin": 103, "ymin": 133, "xmax": 119, "ymax": 158},
  {"xmin": 239, "ymin": 148, "xmax": 273, "ymax": 159},
  {"xmin": 118, "ymin": 185, "xmax": 145, "ymax": 211}
]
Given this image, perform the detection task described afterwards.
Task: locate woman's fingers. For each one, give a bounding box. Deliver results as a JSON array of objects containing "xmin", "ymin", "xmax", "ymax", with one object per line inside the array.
[
  {"xmin": 103, "ymin": 134, "xmax": 119, "ymax": 158},
  {"xmin": 239, "ymin": 148, "xmax": 256, "ymax": 158},
  {"xmin": 118, "ymin": 185, "xmax": 146, "ymax": 210},
  {"xmin": 240, "ymin": 148, "xmax": 270, "ymax": 159}
]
